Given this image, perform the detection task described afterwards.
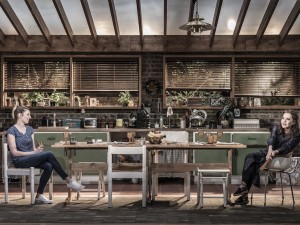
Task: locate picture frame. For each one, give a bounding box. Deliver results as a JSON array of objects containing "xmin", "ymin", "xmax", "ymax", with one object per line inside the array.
[
  {"xmin": 43, "ymin": 98, "xmax": 50, "ymax": 107},
  {"xmin": 210, "ymin": 98, "xmax": 221, "ymax": 107},
  {"xmin": 89, "ymin": 97, "xmax": 97, "ymax": 106},
  {"xmin": 254, "ymin": 98, "xmax": 261, "ymax": 107}
]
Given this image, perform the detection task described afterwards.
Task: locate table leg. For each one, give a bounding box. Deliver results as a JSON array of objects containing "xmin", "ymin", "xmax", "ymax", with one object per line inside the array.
[
  {"xmin": 184, "ymin": 150, "xmax": 190, "ymax": 200},
  {"xmin": 65, "ymin": 149, "xmax": 74, "ymax": 204},
  {"xmin": 227, "ymin": 149, "xmax": 234, "ymax": 206}
]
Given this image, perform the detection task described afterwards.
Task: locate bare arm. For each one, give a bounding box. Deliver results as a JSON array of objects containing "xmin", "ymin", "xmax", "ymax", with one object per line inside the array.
[{"xmin": 7, "ymin": 133, "xmax": 42, "ymax": 157}]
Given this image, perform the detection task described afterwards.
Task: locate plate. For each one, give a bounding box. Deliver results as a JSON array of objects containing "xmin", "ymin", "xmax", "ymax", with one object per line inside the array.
[{"xmin": 146, "ymin": 80, "xmax": 159, "ymax": 95}]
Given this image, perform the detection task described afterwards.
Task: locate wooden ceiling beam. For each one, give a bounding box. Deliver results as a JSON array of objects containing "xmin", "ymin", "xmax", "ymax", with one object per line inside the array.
[
  {"xmin": 0, "ymin": 0, "xmax": 28, "ymax": 45},
  {"xmin": 164, "ymin": 0, "xmax": 167, "ymax": 47},
  {"xmin": 279, "ymin": 0, "xmax": 300, "ymax": 46},
  {"xmin": 25, "ymin": 0, "xmax": 52, "ymax": 46},
  {"xmin": 233, "ymin": 0, "xmax": 251, "ymax": 47},
  {"xmin": 52, "ymin": 0, "xmax": 74, "ymax": 46},
  {"xmin": 108, "ymin": 0, "xmax": 120, "ymax": 46},
  {"xmin": 0, "ymin": 28, "xmax": 5, "ymax": 46},
  {"xmin": 80, "ymin": 0, "xmax": 98, "ymax": 46},
  {"xmin": 256, "ymin": 0, "xmax": 278, "ymax": 46},
  {"xmin": 136, "ymin": 0, "xmax": 143, "ymax": 47},
  {"xmin": 209, "ymin": 0, "xmax": 223, "ymax": 47}
]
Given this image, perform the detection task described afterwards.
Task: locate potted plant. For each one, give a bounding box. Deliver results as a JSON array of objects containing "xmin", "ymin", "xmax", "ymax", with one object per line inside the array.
[
  {"xmin": 49, "ymin": 90, "xmax": 64, "ymax": 106},
  {"xmin": 24, "ymin": 92, "xmax": 45, "ymax": 106},
  {"xmin": 118, "ymin": 91, "xmax": 133, "ymax": 107}
]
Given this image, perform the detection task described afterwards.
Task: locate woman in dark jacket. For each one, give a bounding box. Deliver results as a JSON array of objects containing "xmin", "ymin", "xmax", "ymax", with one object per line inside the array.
[{"xmin": 233, "ymin": 110, "xmax": 300, "ymax": 205}]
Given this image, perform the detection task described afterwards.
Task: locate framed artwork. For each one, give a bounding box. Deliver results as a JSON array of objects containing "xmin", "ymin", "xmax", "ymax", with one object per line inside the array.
[
  {"xmin": 234, "ymin": 108, "xmax": 241, "ymax": 118},
  {"xmin": 43, "ymin": 98, "xmax": 50, "ymax": 107},
  {"xmin": 210, "ymin": 98, "xmax": 221, "ymax": 107},
  {"xmin": 254, "ymin": 98, "xmax": 261, "ymax": 107},
  {"xmin": 89, "ymin": 98, "xmax": 97, "ymax": 106}
]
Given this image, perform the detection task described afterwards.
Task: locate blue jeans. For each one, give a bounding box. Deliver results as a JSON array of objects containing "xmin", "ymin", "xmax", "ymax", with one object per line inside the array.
[{"xmin": 13, "ymin": 151, "xmax": 68, "ymax": 194}]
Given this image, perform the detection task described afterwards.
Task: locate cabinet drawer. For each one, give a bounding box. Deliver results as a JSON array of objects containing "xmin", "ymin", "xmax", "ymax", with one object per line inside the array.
[{"xmin": 232, "ymin": 132, "xmax": 269, "ymax": 146}]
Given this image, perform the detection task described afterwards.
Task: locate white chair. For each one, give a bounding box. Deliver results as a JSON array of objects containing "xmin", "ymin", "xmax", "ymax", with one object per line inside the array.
[
  {"xmin": 107, "ymin": 144, "xmax": 147, "ymax": 207},
  {"xmin": 197, "ymin": 168, "xmax": 230, "ymax": 208},
  {"xmin": 262, "ymin": 154, "xmax": 295, "ymax": 207},
  {"xmin": 72, "ymin": 162, "xmax": 107, "ymax": 200},
  {"xmin": 3, "ymin": 142, "xmax": 53, "ymax": 205}
]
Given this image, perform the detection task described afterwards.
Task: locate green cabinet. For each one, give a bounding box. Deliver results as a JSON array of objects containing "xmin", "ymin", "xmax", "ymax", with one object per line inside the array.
[
  {"xmin": 232, "ymin": 132, "xmax": 270, "ymax": 175},
  {"xmin": 34, "ymin": 132, "xmax": 109, "ymax": 171},
  {"xmin": 193, "ymin": 132, "xmax": 231, "ymax": 164}
]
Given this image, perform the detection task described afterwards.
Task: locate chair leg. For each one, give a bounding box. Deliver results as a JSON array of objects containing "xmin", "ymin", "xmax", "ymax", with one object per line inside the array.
[
  {"xmin": 101, "ymin": 172, "xmax": 106, "ymax": 197},
  {"xmin": 196, "ymin": 173, "xmax": 200, "ymax": 205},
  {"xmin": 49, "ymin": 172, "xmax": 53, "ymax": 200},
  {"xmin": 287, "ymin": 173, "xmax": 295, "ymax": 207},
  {"xmin": 98, "ymin": 172, "xmax": 101, "ymax": 200},
  {"xmin": 264, "ymin": 171, "xmax": 268, "ymax": 206},
  {"xmin": 22, "ymin": 175, "xmax": 26, "ymax": 199},
  {"xmin": 4, "ymin": 173, "xmax": 9, "ymax": 203},
  {"xmin": 151, "ymin": 173, "xmax": 156, "ymax": 201},
  {"xmin": 200, "ymin": 177, "xmax": 204, "ymax": 208},
  {"xmin": 30, "ymin": 168, "xmax": 35, "ymax": 205},
  {"xmin": 108, "ymin": 170, "xmax": 112, "ymax": 208},
  {"xmin": 142, "ymin": 173, "xmax": 147, "ymax": 207},
  {"xmin": 279, "ymin": 172, "xmax": 284, "ymax": 205},
  {"xmin": 223, "ymin": 178, "xmax": 227, "ymax": 208}
]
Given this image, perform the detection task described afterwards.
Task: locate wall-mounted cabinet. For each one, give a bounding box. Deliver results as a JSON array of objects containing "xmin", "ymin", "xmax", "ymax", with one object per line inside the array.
[
  {"xmin": 1, "ymin": 55, "xmax": 142, "ymax": 109},
  {"xmin": 163, "ymin": 55, "xmax": 300, "ymax": 109}
]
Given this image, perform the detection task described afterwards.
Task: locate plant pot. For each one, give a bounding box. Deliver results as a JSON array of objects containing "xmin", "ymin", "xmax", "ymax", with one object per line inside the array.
[
  {"xmin": 31, "ymin": 101, "xmax": 37, "ymax": 107},
  {"xmin": 50, "ymin": 101, "xmax": 56, "ymax": 106}
]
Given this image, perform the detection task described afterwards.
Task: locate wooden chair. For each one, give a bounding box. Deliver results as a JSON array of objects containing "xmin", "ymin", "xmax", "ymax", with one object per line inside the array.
[
  {"xmin": 72, "ymin": 162, "xmax": 107, "ymax": 200},
  {"xmin": 107, "ymin": 144, "xmax": 147, "ymax": 207},
  {"xmin": 3, "ymin": 142, "xmax": 53, "ymax": 205}
]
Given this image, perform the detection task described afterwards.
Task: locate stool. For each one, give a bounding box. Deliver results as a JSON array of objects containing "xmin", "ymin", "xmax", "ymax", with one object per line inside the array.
[
  {"xmin": 197, "ymin": 168, "xmax": 230, "ymax": 208},
  {"xmin": 72, "ymin": 162, "xmax": 107, "ymax": 200}
]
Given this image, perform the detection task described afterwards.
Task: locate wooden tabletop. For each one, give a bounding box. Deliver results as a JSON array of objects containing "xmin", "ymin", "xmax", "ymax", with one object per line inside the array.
[{"xmin": 51, "ymin": 141, "xmax": 246, "ymax": 149}]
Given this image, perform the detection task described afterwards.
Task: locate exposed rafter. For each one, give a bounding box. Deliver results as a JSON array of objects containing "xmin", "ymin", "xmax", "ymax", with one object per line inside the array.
[
  {"xmin": 209, "ymin": 0, "xmax": 223, "ymax": 47},
  {"xmin": 256, "ymin": 0, "xmax": 278, "ymax": 46},
  {"xmin": 80, "ymin": 0, "xmax": 98, "ymax": 46},
  {"xmin": 108, "ymin": 0, "xmax": 120, "ymax": 46},
  {"xmin": 279, "ymin": 0, "xmax": 300, "ymax": 46},
  {"xmin": 0, "ymin": 0, "xmax": 28, "ymax": 45},
  {"xmin": 164, "ymin": 0, "xmax": 167, "ymax": 47},
  {"xmin": 136, "ymin": 0, "xmax": 143, "ymax": 47},
  {"xmin": 233, "ymin": 0, "xmax": 251, "ymax": 47},
  {"xmin": 25, "ymin": 0, "xmax": 52, "ymax": 46},
  {"xmin": 52, "ymin": 0, "xmax": 75, "ymax": 46},
  {"xmin": 0, "ymin": 28, "xmax": 5, "ymax": 46}
]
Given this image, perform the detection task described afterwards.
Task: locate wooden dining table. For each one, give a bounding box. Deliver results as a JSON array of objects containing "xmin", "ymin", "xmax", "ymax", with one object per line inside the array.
[{"xmin": 51, "ymin": 141, "xmax": 247, "ymax": 205}]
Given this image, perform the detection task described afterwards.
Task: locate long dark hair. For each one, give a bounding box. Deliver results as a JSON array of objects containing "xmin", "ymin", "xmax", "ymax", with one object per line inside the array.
[
  {"xmin": 12, "ymin": 105, "xmax": 29, "ymax": 121},
  {"xmin": 279, "ymin": 110, "xmax": 299, "ymax": 135}
]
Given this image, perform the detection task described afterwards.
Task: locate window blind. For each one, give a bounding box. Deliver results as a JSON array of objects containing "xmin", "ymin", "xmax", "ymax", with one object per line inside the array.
[
  {"xmin": 73, "ymin": 59, "xmax": 139, "ymax": 92},
  {"xmin": 235, "ymin": 60, "xmax": 300, "ymax": 96},
  {"xmin": 165, "ymin": 59, "xmax": 231, "ymax": 90},
  {"xmin": 4, "ymin": 59, "xmax": 70, "ymax": 90}
]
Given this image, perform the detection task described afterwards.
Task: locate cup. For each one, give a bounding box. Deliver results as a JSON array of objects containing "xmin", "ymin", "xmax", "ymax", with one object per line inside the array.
[
  {"xmin": 116, "ymin": 119, "xmax": 123, "ymax": 127},
  {"xmin": 207, "ymin": 135, "xmax": 214, "ymax": 144}
]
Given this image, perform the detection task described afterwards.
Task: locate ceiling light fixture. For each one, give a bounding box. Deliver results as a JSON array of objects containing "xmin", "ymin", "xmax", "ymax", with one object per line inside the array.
[{"xmin": 179, "ymin": 0, "xmax": 215, "ymax": 33}]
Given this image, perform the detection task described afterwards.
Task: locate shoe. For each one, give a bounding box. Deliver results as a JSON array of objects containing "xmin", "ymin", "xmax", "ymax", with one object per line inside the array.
[
  {"xmin": 233, "ymin": 186, "xmax": 248, "ymax": 196},
  {"xmin": 35, "ymin": 194, "xmax": 53, "ymax": 204},
  {"xmin": 67, "ymin": 180, "xmax": 85, "ymax": 191},
  {"xmin": 234, "ymin": 195, "xmax": 249, "ymax": 205}
]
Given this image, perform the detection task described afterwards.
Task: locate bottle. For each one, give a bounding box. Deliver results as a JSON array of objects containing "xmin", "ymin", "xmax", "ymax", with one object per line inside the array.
[{"xmin": 159, "ymin": 116, "xmax": 163, "ymax": 128}]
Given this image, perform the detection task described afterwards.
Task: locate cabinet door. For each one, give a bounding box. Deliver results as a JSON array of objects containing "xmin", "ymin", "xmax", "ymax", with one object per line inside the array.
[
  {"xmin": 34, "ymin": 132, "xmax": 68, "ymax": 170},
  {"xmin": 232, "ymin": 132, "xmax": 270, "ymax": 175},
  {"xmin": 70, "ymin": 132, "xmax": 108, "ymax": 163},
  {"xmin": 193, "ymin": 132, "xmax": 231, "ymax": 164}
]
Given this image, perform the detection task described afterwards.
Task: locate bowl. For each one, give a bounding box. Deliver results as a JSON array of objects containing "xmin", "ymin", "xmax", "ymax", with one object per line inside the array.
[{"xmin": 149, "ymin": 136, "xmax": 162, "ymax": 144}]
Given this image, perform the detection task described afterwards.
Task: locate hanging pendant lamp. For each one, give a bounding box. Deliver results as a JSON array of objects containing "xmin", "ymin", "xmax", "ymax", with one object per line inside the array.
[{"xmin": 179, "ymin": 0, "xmax": 215, "ymax": 33}]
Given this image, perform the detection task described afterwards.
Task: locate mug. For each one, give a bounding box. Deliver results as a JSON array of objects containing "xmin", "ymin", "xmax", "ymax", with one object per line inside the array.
[{"xmin": 116, "ymin": 119, "xmax": 123, "ymax": 127}]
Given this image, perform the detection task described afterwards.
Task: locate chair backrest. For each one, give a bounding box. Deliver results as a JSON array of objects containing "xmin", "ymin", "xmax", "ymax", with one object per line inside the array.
[
  {"xmin": 2, "ymin": 142, "xmax": 14, "ymax": 169},
  {"xmin": 107, "ymin": 145, "xmax": 147, "ymax": 171},
  {"xmin": 268, "ymin": 153, "xmax": 292, "ymax": 171}
]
